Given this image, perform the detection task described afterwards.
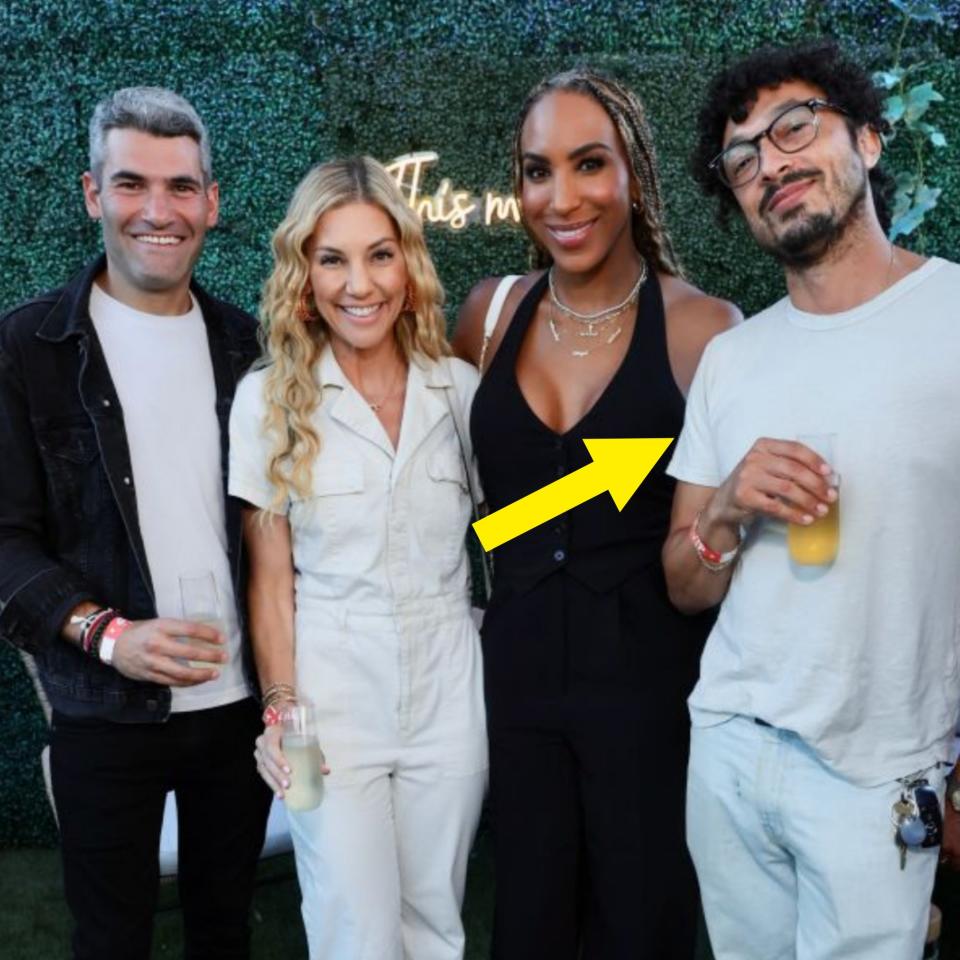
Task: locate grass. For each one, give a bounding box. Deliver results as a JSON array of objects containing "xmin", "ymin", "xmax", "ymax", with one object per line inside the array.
[
  {"xmin": 2, "ymin": 833, "xmax": 957, "ymax": 958},
  {"xmin": 0, "ymin": 836, "xmax": 490, "ymax": 959}
]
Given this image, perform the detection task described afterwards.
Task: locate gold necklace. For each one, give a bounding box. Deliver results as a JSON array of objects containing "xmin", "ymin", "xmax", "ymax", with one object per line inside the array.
[
  {"xmin": 360, "ymin": 363, "xmax": 406, "ymax": 413},
  {"xmin": 549, "ymin": 257, "xmax": 648, "ymax": 324},
  {"xmin": 548, "ymin": 300, "xmax": 625, "ymax": 358},
  {"xmin": 547, "ymin": 258, "xmax": 647, "ymax": 358}
]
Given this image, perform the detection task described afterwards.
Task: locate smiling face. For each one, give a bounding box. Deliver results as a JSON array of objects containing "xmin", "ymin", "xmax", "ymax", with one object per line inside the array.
[
  {"xmin": 723, "ymin": 80, "xmax": 881, "ymax": 268},
  {"xmin": 307, "ymin": 201, "xmax": 408, "ymax": 355},
  {"xmin": 82, "ymin": 128, "xmax": 218, "ymax": 311},
  {"xmin": 519, "ymin": 90, "xmax": 636, "ymax": 273}
]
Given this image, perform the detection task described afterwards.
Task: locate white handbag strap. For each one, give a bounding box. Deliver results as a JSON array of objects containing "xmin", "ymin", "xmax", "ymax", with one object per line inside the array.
[
  {"xmin": 478, "ymin": 274, "xmax": 521, "ymax": 375},
  {"xmin": 441, "ymin": 358, "xmax": 493, "ymax": 602}
]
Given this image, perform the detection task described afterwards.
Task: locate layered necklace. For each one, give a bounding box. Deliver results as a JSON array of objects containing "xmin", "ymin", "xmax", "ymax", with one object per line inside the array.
[{"xmin": 547, "ymin": 257, "xmax": 648, "ymax": 359}]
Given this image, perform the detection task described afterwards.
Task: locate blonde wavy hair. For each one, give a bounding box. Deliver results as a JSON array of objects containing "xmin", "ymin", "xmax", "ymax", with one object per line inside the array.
[{"xmin": 258, "ymin": 156, "xmax": 450, "ymax": 508}]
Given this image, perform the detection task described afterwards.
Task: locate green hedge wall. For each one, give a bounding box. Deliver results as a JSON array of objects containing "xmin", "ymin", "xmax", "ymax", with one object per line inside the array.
[{"xmin": 1, "ymin": 0, "xmax": 957, "ymax": 847}]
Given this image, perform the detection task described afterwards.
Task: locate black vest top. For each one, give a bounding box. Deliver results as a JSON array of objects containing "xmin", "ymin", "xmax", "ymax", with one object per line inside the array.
[{"xmin": 471, "ymin": 270, "xmax": 685, "ymax": 596}]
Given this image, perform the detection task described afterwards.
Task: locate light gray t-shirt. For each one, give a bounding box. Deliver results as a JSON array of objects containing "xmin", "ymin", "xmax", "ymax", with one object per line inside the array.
[
  {"xmin": 90, "ymin": 283, "xmax": 247, "ymax": 712},
  {"xmin": 668, "ymin": 257, "xmax": 960, "ymax": 785}
]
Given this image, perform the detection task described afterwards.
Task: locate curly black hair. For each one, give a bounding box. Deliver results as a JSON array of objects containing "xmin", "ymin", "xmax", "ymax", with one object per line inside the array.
[{"xmin": 691, "ymin": 40, "xmax": 894, "ymax": 232}]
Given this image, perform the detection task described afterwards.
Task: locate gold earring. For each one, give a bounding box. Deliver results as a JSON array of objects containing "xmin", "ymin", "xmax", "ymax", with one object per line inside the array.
[{"xmin": 297, "ymin": 289, "xmax": 318, "ymax": 323}]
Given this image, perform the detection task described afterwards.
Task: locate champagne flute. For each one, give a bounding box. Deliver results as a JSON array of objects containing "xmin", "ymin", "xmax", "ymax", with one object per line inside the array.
[
  {"xmin": 178, "ymin": 571, "xmax": 226, "ymax": 670},
  {"xmin": 787, "ymin": 433, "xmax": 840, "ymax": 566},
  {"xmin": 281, "ymin": 703, "xmax": 325, "ymax": 811}
]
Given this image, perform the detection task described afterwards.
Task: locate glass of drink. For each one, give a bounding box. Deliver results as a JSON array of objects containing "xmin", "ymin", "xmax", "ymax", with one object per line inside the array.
[
  {"xmin": 787, "ymin": 433, "xmax": 840, "ymax": 566},
  {"xmin": 178, "ymin": 570, "xmax": 226, "ymax": 670},
  {"xmin": 281, "ymin": 704, "xmax": 325, "ymax": 811}
]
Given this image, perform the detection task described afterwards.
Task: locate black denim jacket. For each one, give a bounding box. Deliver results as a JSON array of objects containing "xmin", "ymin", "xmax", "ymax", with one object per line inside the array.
[{"xmin": 0, "ymin": 256, "xmax": 261, "ymax": 721}]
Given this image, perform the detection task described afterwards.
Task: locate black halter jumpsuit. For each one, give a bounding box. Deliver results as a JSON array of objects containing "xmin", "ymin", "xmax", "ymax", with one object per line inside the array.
[{"xmin": 471, "ymin": 271, "xmax": 714, "ymax": 960}]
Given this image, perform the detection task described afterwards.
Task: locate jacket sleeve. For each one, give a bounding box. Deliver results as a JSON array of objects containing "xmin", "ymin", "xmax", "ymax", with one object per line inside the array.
[{"xmin": 0, "ymin": 340, "xmax": 96, "ymax": 655}]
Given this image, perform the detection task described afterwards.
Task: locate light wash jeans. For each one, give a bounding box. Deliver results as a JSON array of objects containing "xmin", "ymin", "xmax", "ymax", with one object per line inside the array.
[{"xmin": 687, "ymin": 715, "xmax": 946, "ymax": 960}]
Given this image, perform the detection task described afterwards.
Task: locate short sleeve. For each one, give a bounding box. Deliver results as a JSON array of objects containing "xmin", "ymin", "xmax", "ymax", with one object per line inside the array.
[
  {"xmin": 228, "ymin": 371, "xmax": 288, "ymax": 514},
  {"xmin": 666, "ymin": 336, "xmax": 724, "ymax": 488}
]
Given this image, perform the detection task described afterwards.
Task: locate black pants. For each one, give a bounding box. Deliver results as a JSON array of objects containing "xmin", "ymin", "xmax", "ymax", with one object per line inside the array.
[
  {"xmin": 482, "ymin": 572, "xmax": 704, "ymax": 960},
  {"xmin": 50, "ymin": 697, "xmax": 272, "ymax": 960},
  {"xmin": 487, "ymin": 700, "xmax": 698, "ymax": 960}
]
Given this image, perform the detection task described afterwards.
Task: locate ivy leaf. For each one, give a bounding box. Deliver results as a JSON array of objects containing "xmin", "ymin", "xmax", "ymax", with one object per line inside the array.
[
  {"xmin": 892, "ymin": 188, "xmax": 913, "ymax": 222},
  {"xmin": 903, "ymin": 82, "xmax": 944, "ymax": 123},
  {"xmin": 872, "ymin": 68, "xmax": 904, "ymax": 89},
  {"xmin": 889, "ymin": 184, "xmax": 942, "ymax": 240},
  {"xmin": 914, "ymin": 184, "xmax": 942, "ymax": 210},
  {"xmin": 917, "ymin": 122, "xmax": 948, "ymax": 147},
  {"xmin": 894, "ymin": 171, "xmax": 916, "ymax": 193},
  {"xmin": 884, "ymin": 94, "xmax": 905, "ymax": 123},
  {"xmin": 890, "ymin": 208, "xmax": 922, "ymax": 240},
  {"xmin": 887, "ymin": 0, "xmax": 946, "ymax": 24}
]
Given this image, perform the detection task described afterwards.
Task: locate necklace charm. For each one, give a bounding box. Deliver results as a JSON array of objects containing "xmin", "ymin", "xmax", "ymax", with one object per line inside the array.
[{"xmin": 547, "ymin": 258, "xmax": 645, "ymax": 359}]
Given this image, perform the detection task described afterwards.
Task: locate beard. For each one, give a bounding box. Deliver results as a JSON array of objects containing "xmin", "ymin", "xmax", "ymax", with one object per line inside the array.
[{"xmin": 757, "ymin": 164, "xmax": 869, "ymax": 270}]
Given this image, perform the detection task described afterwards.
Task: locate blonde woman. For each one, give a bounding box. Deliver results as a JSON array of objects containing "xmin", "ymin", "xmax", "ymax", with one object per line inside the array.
[{"xmin": 229, "ymin": 157, "xmax": 487, "ymax": 959}]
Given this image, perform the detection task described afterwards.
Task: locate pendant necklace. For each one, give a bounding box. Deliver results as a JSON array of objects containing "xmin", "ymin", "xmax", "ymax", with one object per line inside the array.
[
  {"xmin": 360, "ymin": 362, "xmax": 406, "ymax": 413},
  {"xmin": 548, "ymin": 258, "xmax": 648, "ymax": 358}
]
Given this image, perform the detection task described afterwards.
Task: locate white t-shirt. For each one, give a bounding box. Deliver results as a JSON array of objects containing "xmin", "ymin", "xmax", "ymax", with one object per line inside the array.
[
  {"xmin": 89, "ymin": 282, "xmax": 247, "ymax": 712},
  {"xmin": 668, "ymin": 257, "xmax": 960, "ymax": 785}
]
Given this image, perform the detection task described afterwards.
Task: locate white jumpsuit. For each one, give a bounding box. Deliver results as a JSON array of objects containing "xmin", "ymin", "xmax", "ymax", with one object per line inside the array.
[{"xmin": 229, "ymin": 349, "xmax": 488, "ymax": 960}]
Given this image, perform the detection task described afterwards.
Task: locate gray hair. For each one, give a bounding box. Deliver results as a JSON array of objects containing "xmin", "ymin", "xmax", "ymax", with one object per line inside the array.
[{"xmin": 88, "ymin": 86, "xmax": 212, "ymax": 185}]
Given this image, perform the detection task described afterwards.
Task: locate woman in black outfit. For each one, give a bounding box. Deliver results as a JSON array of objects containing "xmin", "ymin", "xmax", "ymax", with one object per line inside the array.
[{"xmin": 453, "ymin": 69, "xmax": 740, "ymax": 959}]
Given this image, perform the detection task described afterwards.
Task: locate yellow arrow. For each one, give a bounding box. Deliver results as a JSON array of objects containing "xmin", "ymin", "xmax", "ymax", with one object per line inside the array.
[{"xmin": 472, "ymin": 437, "xmax": 674, "ymax": 552}]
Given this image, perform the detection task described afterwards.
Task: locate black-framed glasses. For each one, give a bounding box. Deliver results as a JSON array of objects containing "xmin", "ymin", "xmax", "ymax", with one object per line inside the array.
[{"xmin": 709, "ymin": 99, "xmax": 848, "ymax": 189}]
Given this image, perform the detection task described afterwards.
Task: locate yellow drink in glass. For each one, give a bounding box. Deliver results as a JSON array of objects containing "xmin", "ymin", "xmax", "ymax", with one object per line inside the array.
[
  {"xmin": 788, "ymin": 433, "xmax": 839, "ymax": 566},
  {"xmin": 788, "ymin": 499, "xmax": 839, "ymax": 565}
]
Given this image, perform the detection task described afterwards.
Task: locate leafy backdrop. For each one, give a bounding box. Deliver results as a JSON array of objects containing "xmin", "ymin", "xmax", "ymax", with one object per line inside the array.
[{"xmin": 1, "ymin": 0, "xmax": 957, "ymax": 846}]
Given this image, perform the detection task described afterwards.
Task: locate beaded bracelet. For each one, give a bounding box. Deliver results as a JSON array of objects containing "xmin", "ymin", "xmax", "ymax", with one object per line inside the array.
[
  {"xmin": 82, "ymin": 608, "xmax": 117, "ymax": 657},
  {"xmin": 79, "ymin": 608, "xmax": 114, "ymax": 655}
]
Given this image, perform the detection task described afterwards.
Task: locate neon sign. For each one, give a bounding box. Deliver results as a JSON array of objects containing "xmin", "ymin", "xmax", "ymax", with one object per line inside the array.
[{"xmin": 385, "ymin": 151, "xmax": 521, "ymax": 231}]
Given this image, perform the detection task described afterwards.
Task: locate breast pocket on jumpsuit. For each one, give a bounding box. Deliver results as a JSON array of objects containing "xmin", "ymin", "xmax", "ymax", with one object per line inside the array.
[
  {"xmin": 289, "ymin": 454, "xmax": 369, "ymax": 726},
  {"xmin": 422, "ymin": 447, "xmax": 471, "ymax": 569}
]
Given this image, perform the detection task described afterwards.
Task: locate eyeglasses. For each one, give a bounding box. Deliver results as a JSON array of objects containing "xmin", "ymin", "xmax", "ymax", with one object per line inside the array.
[{"xmin": 709, "ymin": 99, "xmax": 848, "ymax": 189}]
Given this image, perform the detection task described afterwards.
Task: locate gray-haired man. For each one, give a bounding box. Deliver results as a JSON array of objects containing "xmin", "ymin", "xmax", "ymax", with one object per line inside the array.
[{"xmin": 0, "ymin": 87, "xmax": 270, "ymax": 959}]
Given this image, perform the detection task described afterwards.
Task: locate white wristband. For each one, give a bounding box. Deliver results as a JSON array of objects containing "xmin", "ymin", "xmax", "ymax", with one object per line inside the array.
[{"xmin": 99, "ymin": 634, "xmax": 117, "ymax": 665}]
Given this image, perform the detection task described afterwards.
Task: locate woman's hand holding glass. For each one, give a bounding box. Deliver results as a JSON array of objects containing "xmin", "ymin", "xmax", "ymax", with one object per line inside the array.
[{"xmin": 255, "ymin": 704, "xmax": 329, "ymax": 810}]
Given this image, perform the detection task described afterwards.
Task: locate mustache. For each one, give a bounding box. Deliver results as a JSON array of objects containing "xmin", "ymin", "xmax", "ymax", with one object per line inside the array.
[{"xmin": 760, "ymin": 169, "xmax": 821, "ymax": 216}]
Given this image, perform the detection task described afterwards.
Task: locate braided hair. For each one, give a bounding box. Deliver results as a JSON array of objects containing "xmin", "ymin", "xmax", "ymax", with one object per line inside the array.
[{"xmin": 511, "ymin": 67, "xmax": 682, "ymax": 276}]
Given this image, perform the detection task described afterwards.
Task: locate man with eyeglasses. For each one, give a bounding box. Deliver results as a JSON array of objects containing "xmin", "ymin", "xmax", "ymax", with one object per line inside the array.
[{"xmin": 662, "ymin": 40, "xmax": 960, "ymax": 960}]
